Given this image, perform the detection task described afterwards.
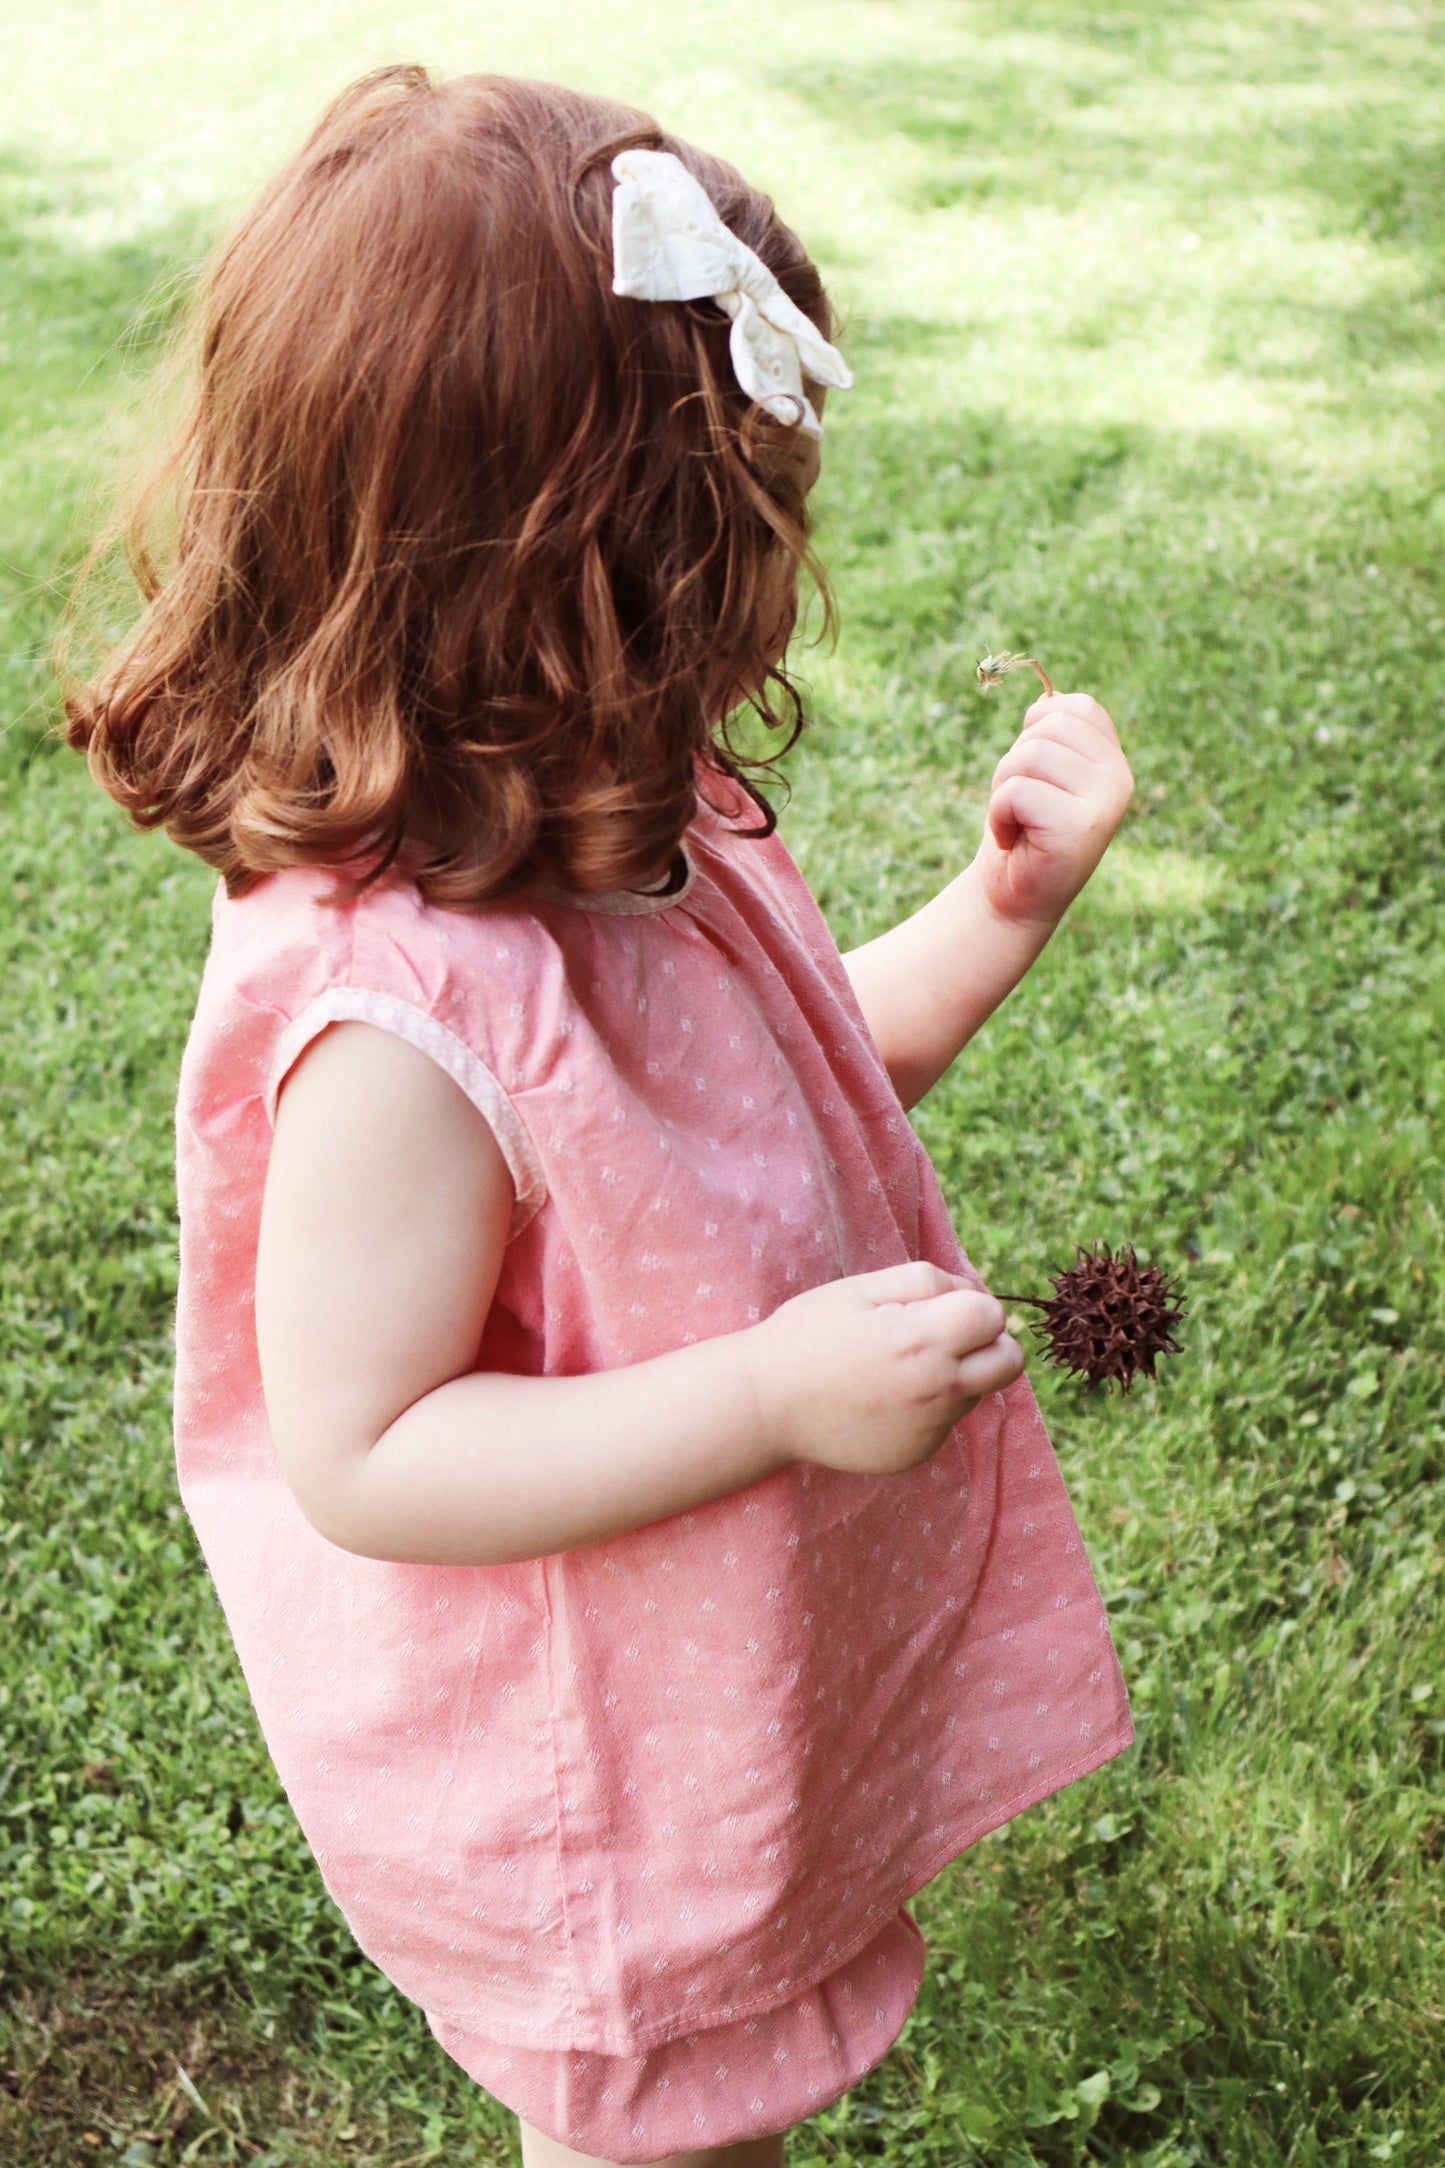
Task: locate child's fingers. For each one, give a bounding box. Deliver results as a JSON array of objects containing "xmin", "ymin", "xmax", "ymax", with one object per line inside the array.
[
  {"xmin": 1021, "ymin": 691, "xmax": 1119, "ymax": 745},
  {"xmin": 1021, "ymin": 690, "xmax": 1113, "ymax": 725},
  {"xmin": 991, "ymin": 735, "xmax": 1098, "ymax": 799},
  {"xmin": 908, "ymin": 1287, "xmax": 1009, "ymax": 1357},
  {"xmin": 1002, "ymin": 716, "xmax": 1121, "ymax": 771},
  {"xmin": 848, "ymin": 1259, "xmax": 968, "ymax": 1307},
  {"xmin": 987, "ymin": 772, "xmax": 1061, "ymax": 853},
  {"xmin": 956, "ymin": 1331, "xmax": 1026, "ymax": 1398}
]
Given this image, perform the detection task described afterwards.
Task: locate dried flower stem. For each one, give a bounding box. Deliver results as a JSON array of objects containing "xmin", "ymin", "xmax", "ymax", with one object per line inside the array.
[{"xmin": 976, "ymin": 651, "xmax": 1054, "ymax": 698}]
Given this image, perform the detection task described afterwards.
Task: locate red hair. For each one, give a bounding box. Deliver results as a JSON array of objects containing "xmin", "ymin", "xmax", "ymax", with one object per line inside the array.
[{"xmin": 64, "ymin": 67, "xmax": 838, "ymax": 904}]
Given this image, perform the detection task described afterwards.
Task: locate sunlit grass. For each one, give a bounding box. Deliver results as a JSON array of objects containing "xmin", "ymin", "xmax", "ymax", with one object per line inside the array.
[{"xmin": 3, "ymin": 2, "xmax": 1445, "ymax": 2164}]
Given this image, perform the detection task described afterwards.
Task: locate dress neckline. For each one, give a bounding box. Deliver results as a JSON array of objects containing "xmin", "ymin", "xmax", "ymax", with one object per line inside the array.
[{"xmin": 526, "ymin": 845, "xmax": 697, "ymax": 916}]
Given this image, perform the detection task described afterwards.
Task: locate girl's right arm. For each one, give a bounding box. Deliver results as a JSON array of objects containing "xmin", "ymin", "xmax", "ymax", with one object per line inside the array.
[{"xmin": 255, "ymin": 1023, "xmax": 1023, "ymax": 1566}]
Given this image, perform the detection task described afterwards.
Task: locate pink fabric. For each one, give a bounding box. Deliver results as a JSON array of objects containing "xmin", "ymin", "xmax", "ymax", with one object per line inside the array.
[
  {"xmin": 430, "ymin": 1909, "xmax": 925, "ymax": 2160},
  {"xmin": 172, "ymin": 783, "xmax": 1132, "ymax": 2146}
]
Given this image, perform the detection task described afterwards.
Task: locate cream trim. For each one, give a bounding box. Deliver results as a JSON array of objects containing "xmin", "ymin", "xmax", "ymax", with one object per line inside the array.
[
  {"xmin": 526, "ymin": 844, "xmax": 696, "ymax": 916},
  {"xmin": 265, "ymin": 990, "xmax": 547, "ymax": 1241}
]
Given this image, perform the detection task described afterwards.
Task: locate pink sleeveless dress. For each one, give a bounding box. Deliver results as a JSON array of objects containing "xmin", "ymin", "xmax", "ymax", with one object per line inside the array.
[{"xmin": 173, "ymin": 783, "xmax": 1132, "ymax": 2160}]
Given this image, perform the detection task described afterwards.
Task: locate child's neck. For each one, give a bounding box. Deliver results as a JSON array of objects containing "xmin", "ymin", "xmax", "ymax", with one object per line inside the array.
[
  {"xmin": 393, "ymin": 827, "xmax": 688, "ymax": 902},
  {"xmin": 633, "ymin": 852, "xmax": 687, "ymax": 896}
]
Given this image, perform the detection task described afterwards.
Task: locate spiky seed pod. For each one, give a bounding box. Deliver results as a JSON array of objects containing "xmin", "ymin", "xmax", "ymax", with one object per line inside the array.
[{"xmin": 1009, "ymin": 1244, "xmax": 1187, "ymax": 1393}]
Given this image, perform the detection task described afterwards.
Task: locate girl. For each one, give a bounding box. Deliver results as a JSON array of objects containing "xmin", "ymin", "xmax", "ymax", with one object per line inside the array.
[{"xmin": 68, "ymin": 66, "xmax": 1135, "ymax": 2168}]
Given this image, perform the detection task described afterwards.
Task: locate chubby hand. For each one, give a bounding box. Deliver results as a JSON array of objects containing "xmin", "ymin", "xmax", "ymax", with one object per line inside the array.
[
  {"xmin": 975, "ymin": 691, "xmax": 1134, "ymax": 932},
  {"xmin": 745, "ymin": 1260, "xmax": 1024, "ymax": 1478}
]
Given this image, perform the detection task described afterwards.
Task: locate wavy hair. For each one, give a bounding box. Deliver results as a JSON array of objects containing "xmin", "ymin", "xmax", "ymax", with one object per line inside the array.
[{"xmin": 63, "ymin": 67, "xmax": 838, "ymax": 903}]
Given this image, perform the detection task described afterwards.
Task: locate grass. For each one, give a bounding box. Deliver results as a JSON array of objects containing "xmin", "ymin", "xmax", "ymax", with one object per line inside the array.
[{"xmin": 2, "ymin": 1, "xmax": 1444, "ymax": 2162}]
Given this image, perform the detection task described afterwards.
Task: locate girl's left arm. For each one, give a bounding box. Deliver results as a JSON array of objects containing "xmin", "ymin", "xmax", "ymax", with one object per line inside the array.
[{"xmin": 842, "ymin": 691, "xmax": 1133, "ymax": 1110}]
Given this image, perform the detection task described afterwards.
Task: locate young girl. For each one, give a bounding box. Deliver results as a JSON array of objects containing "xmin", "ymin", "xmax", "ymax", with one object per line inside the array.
[{"xmin": 68, "ymin": 66, "xmax": 1135, "ymax": 2168}]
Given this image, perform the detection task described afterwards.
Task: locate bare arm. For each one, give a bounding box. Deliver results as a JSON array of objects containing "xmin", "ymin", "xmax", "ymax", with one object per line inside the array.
[
  {"xmin": 254, "ymin": 1024, "xmax": 1022, "ymax": 1567},
  {"xmin": 842, "ymin": 862, "xmax": 1051, "ymax": 1111},
  {"xmin": 843, "ymin": 691, "xmax": 1134, "ymax": 1109}
]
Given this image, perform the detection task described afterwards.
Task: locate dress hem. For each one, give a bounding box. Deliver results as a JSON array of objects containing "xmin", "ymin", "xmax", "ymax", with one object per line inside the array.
[
  {"xmin": 422, "ymin": 1710, "xmax": 1135, "ymax": 2057},
  {"xmin": 428, "ymin": 1907, "xmax": 928, "ymax": 2163}
]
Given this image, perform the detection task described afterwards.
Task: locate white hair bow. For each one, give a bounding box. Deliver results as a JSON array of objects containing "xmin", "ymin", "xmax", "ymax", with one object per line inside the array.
[{"xmin": 610, "ymin": 148, "xmax": 852, "ymax": 438}]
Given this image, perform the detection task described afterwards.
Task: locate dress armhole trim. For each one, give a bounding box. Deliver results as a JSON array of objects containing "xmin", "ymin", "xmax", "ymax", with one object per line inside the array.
[{"xmin": 264, "ymin": 988, "xmax": 548, "ymax": 1243}]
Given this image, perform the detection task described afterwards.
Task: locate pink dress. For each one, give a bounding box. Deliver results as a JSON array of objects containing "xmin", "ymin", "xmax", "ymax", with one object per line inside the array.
[{"xmin": 173, "ymin": 782, "xmax": 1132, "ymax": 2160}]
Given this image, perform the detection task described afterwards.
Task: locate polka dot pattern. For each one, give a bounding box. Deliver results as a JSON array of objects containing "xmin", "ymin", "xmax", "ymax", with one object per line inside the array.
[
  {"xmin": 173, "ymin": 780, "xmax": 1132, "ymax": 2099},
  {"xmin": 430, "ymin": 1908, "xmax": 925, "ymax": 2161}
]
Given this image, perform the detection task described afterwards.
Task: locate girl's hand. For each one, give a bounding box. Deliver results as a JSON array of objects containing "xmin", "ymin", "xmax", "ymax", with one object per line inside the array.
[
  {"xmin": 974, "ymin": 691, "xmax": 1134, "ymax": 933},
  {"xmin": 746, "ymin": 1261, "xmax": 1024, "ymax": 1477}
]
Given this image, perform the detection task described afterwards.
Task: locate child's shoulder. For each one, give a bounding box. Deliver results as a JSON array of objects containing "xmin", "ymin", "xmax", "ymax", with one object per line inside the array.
[
  {"xmin": 191, "ymin": 866, "xmax": 544, "ymax": 1126},
  {"xmin": 209, "ymin": 861, "xmax": 523, "ymax": 994},
  {"xmin": 177, "ymin": 873, "xmax": 556, "ymax": 1233}
]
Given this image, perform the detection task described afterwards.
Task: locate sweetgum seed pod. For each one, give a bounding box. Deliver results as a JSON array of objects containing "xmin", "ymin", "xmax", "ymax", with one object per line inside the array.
[{"xmin": 1004, "ymin": 1244, "xmax": 1187, "ymax": 1394}]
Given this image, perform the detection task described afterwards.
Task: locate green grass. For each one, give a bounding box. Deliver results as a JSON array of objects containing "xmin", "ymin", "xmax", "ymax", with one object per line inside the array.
[{"xmin": 3, "ymin": 1, "xmax": 1445, "ymax": 2162}]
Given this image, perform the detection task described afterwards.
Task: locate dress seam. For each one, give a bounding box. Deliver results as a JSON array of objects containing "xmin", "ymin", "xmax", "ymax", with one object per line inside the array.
[
  {"xmin": 539, "ymin": 1553, "xmax": 585, "ymax": 2038},
  {"xmin": 263, "ymin": 983, "xmax": 548, "ymax": 1240}
]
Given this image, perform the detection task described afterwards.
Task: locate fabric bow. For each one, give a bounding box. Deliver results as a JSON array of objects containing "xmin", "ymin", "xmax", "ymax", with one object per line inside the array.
[{"xmin": 611, "ymin": 148, "xmax": 852, "ymax": 438}]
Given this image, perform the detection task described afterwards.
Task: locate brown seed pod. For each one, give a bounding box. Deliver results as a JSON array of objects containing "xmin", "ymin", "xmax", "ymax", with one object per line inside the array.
[{"xmin": 1004, "ymin": 1243, "xmax": 1187, "ymax": 1393}]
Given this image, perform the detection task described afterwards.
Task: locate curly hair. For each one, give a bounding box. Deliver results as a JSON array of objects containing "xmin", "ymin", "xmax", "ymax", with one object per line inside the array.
[{"xmin": 63, "ymin": 66, "xmax": 838, "ymax": 905}]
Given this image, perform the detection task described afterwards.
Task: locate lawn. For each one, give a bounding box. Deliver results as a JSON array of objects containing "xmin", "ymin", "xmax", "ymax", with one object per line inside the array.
[{"xmin": 3, "ymin": 2, "xmax": 1445, "ymax": 2163}]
